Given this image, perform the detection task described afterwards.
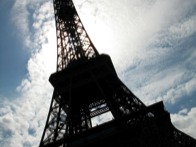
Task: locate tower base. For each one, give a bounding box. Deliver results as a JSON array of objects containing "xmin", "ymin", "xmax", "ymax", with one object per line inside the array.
[{"xmin": 42, "ymin": 101, "xmax": 196, "ymax": 147}]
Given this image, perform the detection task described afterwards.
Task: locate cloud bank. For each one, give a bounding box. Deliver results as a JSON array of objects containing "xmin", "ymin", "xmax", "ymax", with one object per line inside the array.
[
  {"xmin": 171, "ymin": 107, "xmax": 196, "ymax": 138},
  {"xmin": 0, "ymin": 0, "xmax": 56, "ymax": 146}
]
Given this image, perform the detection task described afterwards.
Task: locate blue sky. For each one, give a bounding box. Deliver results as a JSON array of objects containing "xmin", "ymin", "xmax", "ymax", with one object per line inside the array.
[
  {"xmin": 0, "ymin": 0, "xmax": 29, "ymax": 97},
  {"xmin": 0, "ymin": 0, "xmax": 196, "ymax": 146}
]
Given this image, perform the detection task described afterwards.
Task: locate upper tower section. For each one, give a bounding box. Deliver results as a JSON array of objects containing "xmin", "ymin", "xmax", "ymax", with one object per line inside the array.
[{"xmin": 53, "ymin": 0, "xmax": 99, "ymax": 71}]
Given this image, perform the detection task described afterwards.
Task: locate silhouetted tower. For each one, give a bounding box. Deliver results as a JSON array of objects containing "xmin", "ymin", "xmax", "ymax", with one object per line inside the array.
[{"xmin": 39, "ymin": 0, "xmax": 196, "ymax": 146}]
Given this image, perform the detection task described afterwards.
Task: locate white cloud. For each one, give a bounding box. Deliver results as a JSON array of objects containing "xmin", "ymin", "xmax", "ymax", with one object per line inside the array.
[
  {"xmin": 74, "ymin": 0, "xmax": 196, "ymax": 74},
  {"xmin": 161, "ymin": 77, "xmax": 196, "ymax": 104},
  {"xmin": 127, "ymin": 66, "xmax": 196, "ymax": 105},
  {"xmin": 171, "ymin": 107, "xmax": 196, "ymax": 138},
  {"xmin": 169, "ymin": 15, "xmax": 196, "ymax": 40},
  {"xmin": 11, "ymin": 0, "xmax": 54, "ymax": 50},
  {"xmin": 0, "ymin": 37, "xmax": 54, "ymax": 145},
  {"xmin": 11, "ymin": 0, "xmax": 31, "ymax": 48},
  {"xmin": 105, "ymin": 0, "xmax": 196, "ymax": 106}
]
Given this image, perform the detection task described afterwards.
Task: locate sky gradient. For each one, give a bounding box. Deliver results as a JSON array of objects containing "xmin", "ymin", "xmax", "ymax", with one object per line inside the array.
[{"xmin": 0, "ymin": 0, "xmax": 196, "ymax": 146}]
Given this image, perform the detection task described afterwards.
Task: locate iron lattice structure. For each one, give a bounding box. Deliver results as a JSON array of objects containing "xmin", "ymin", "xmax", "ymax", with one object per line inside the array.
[
  {"xmin": 54, "ymin": 0, "xmax": 98, "ymax": 71},
  {"xmin": 39, "ymin": 0, "xmax": 196, "ymax": 147}
]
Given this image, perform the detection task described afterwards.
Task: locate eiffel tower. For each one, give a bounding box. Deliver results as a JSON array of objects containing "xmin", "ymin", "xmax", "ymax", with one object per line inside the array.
[{"xmin": 39, "ymin": 0, "xmax": 196, "ymax": 146}]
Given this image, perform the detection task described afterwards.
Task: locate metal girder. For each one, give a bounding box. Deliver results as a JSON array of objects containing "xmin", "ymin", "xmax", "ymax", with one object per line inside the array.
[{"xmin": 53, "ymin": 0, "xmax": 99, "ymax": 71}]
